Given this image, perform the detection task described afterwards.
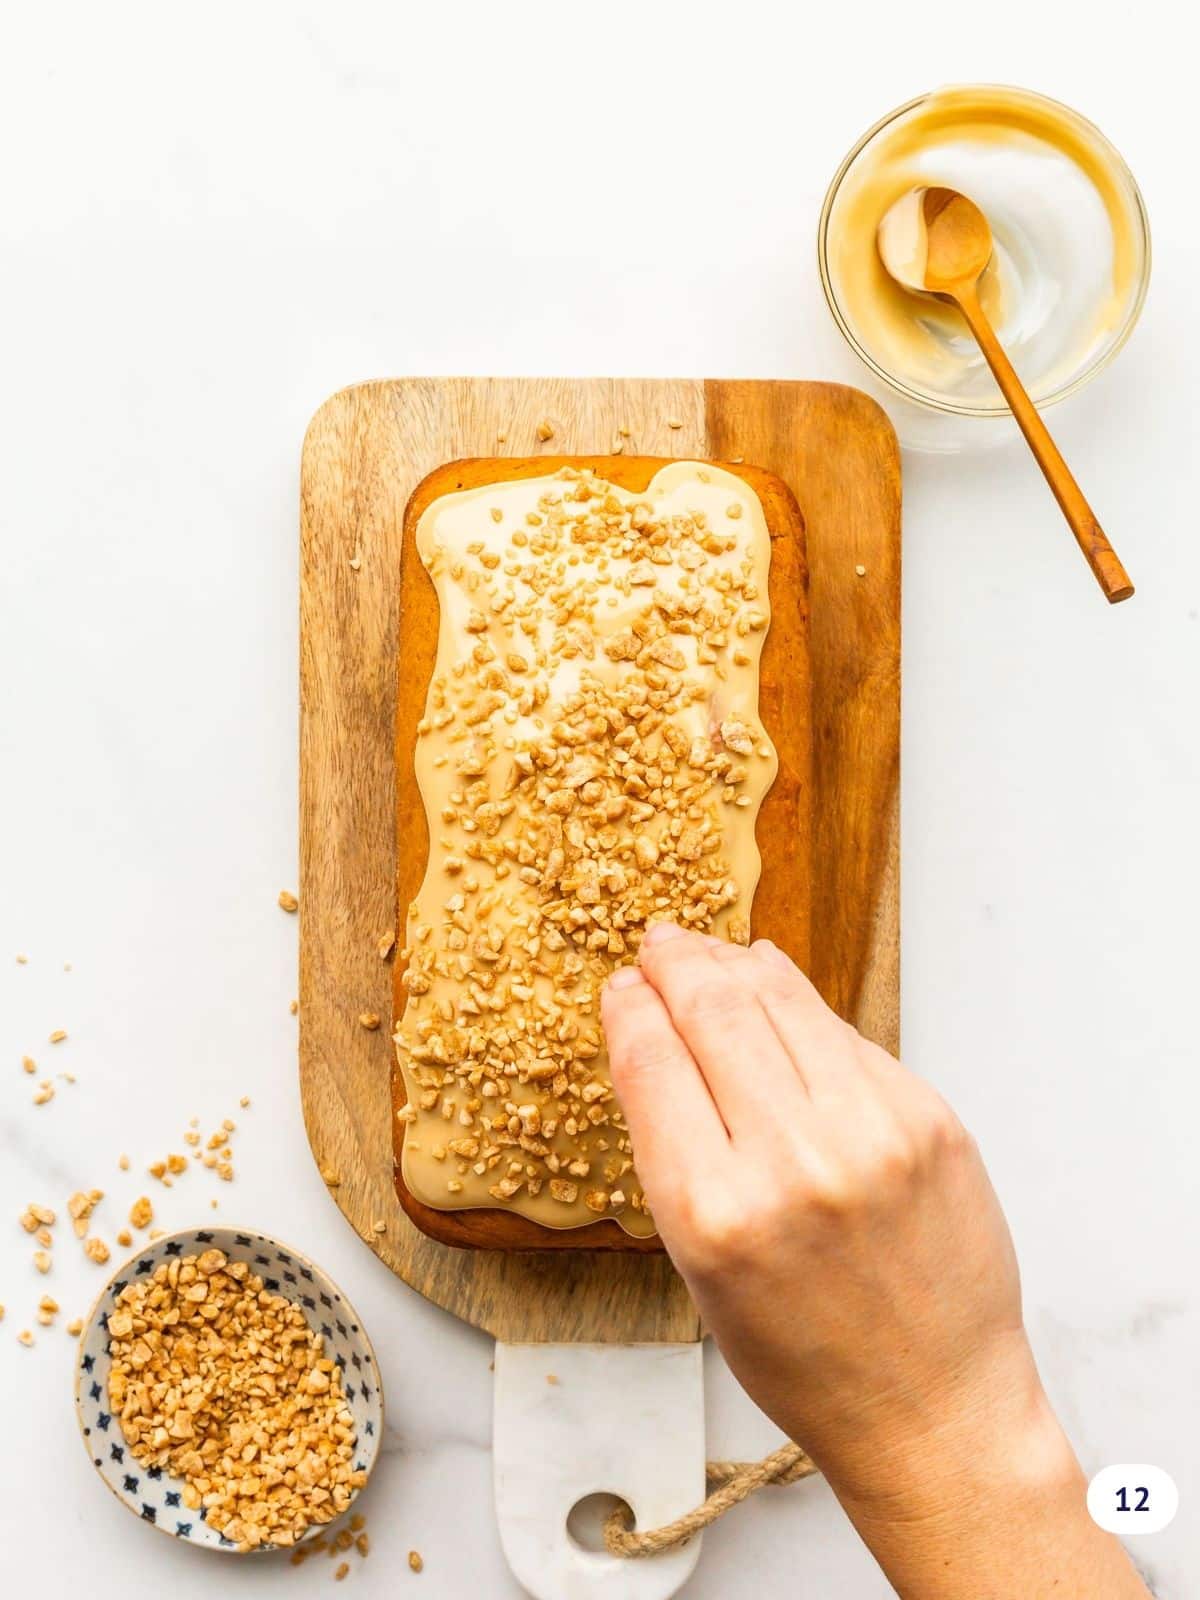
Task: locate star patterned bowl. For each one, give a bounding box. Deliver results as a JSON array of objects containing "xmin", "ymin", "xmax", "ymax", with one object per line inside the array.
[{"xmin": 74, "ymin": 1224, "xmax": 384, "ymax": 1553}]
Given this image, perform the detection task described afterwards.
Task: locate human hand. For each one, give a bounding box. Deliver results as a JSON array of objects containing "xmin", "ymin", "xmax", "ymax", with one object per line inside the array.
[{"xmin": 602, "ymin": 925, "xmax": 1148, "ymax": 1599}]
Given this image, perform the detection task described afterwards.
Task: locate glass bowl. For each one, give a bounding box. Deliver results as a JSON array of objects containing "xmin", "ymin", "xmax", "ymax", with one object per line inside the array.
[{"xmin": 817, "ymin": 85, "xmax": 1151, "ymax": 452}]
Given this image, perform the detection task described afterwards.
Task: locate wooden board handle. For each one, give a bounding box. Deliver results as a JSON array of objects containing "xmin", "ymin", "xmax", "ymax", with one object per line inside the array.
[{"xmin": 956, "ymin": 287, "xmax": 1134, "ymax": 604}]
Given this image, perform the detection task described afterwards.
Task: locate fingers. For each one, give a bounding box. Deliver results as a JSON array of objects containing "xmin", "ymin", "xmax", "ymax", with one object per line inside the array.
[
  {"xmin": 635, "ymin": 924, "xmax": 810, "ymax": 1140},
  {"xmin": 719, "ymin": 937, "xmax": 877, "ymax": 1102},
  {"xmin": 601, "ymin": 967, "xmax": 729, "ymax": 1189},
  {"xmin": 743, "ymin": 941, "xmax": 947, "ymax": 1155}
]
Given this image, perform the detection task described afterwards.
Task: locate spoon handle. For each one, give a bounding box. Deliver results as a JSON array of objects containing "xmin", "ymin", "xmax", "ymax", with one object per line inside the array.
[{"xmin": 954, "ymin": 285, "xmax": 1134, "ymax": 603}]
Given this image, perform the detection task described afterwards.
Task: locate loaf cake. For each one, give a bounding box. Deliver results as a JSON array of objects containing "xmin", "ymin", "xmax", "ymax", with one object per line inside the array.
[{"xmin": 391, "ymin": 457, "xmax": 810, "ymax": 1249}]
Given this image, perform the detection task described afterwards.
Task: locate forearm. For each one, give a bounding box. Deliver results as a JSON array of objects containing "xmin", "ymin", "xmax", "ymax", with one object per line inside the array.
[{"xmin": 823, "ymin": 1385, "xmax": 1149, "ymax": 1600}]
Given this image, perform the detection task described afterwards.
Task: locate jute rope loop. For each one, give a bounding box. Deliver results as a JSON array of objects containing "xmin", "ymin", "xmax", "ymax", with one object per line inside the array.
[{"xmin": 604, "ymin": 1442, "xmax": 818, "ymax": 1558}]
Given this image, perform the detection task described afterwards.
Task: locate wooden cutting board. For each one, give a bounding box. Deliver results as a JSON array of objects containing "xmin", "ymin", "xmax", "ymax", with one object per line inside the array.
[{"xmin": 299, "ymin": 378, "xmax": 900, "ymax": 1344}]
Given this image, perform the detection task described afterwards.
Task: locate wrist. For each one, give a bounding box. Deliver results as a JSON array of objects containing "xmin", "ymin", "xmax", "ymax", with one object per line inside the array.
[
  {"xmin": 812, "ymin": 1348, "xmax": 1141, "ymax": 1600},
  {"xmin": 814, "ymin": 1333, "xmax": 1073, "ymax": 1525}
]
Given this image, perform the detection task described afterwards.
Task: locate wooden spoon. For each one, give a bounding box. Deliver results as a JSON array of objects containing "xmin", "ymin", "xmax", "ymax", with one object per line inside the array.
[{"xmin": 877, "ymin": 185, "xmax": 1134, "ymax": 603}]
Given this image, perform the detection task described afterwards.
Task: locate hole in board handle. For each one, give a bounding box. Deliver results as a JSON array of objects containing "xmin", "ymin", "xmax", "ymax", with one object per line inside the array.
[{"xmin": 566, "ymin": 1491, "xmax": 634, "ymax": 1554}]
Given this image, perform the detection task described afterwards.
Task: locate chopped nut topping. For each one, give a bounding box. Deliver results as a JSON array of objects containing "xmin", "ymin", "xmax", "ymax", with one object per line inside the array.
[
  {"xmin": 129, "ymin": 1196, "xmax": 154, "ymax": 1231},
  {"xmin": 535, "ymin": 420, "xmax": 555, "ymax": 442},
  {"xmin": 21, "ymin": 1056, "xmax": 36, "ymax": 1074},
  {"xmin": 409, "ymin": 1550, "xmax": 424, "ymax": 1573},
  {"xmin": 359, "ymin": 1012, "xmax": 382, "ymax": 1031},
  {"xmin": 278, "ymin": 890, "xmax": 299, "ymax": 913},
  {"xmin": 106, "ymin": 1249, "xmax": 364, "ymax": 1551},
  {"xmin": 33, "ymin": 1251, "xmax": 51, "ymax": 1274},
  {"xmin": 84, "ymin": 1237, "xmax": 110, "ymax": 1264},
  {"xmin": 48, "ymin": 1029, "xmax": 67, "ymax": 1044}
]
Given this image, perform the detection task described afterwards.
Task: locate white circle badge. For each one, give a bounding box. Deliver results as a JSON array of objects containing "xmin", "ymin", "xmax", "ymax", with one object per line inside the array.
[{"xmin": 1087, "ymin": 1464, "xmax": 1178, "ymax": 1536}]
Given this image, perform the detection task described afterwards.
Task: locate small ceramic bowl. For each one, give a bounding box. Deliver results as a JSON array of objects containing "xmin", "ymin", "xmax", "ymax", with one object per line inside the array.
[{"xmin": 74, "ymin": 1224, "xmax": 384, "ymax": 1553}]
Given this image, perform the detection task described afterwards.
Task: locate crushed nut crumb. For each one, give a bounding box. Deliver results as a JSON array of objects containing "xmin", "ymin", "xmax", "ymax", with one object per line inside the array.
[{"xmin": 278, "ymin": 890, "xmax": 299, "ymax": 913}]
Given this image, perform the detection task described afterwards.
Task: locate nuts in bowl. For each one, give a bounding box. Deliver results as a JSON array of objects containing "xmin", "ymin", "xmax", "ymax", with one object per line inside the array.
[{"xmin": 74, "ymin": 1225, "xmax": 383, "ymax": 1553}]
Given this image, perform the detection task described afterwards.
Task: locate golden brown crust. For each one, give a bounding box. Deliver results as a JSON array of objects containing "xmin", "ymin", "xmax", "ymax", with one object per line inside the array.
[{"xmin": 392, "ymin": 457, "xmax": 811, "ymax": 1250}]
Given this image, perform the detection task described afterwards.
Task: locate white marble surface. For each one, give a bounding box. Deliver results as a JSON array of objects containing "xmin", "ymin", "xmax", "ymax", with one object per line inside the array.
[
  {"xmin": 1, "ymin": 3, "xmax": 1197, "ymax": 1595},
  {"xmin": 494, "ymin": 1343, "xmax": 705, "ymax": 1598}
]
